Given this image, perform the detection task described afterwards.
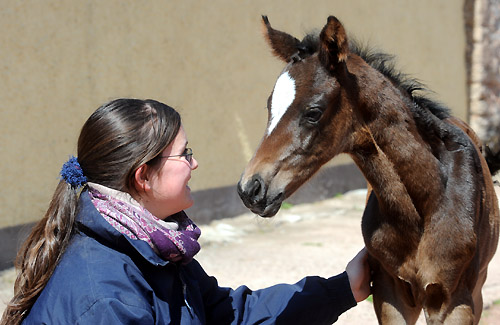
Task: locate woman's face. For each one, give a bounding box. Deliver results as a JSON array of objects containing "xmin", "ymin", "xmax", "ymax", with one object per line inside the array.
[{"xmin": 140, "ymin": 126, "xmax": 198, "ymax": 219}]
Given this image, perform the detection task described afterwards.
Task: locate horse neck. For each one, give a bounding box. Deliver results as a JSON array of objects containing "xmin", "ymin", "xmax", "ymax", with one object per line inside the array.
[{"xmin": 348, "ymin": 86, "xmax": 444, "ymax": 223}]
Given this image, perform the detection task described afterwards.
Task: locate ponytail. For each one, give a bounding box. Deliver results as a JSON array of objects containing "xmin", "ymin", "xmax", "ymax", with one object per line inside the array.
[
  {"xmin": 1, "ymin": 98, "xmax": 181, "ymax": 324},
  {"xmin": 1, "ymin": 181, "xmax": 79, "ymax": 324}
]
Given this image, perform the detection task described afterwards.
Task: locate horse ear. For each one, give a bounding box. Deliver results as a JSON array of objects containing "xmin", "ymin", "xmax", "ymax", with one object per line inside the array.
[
  {"xmin": 262, "ymin": 15, "xmax": 301, "ymax": 62},
  {"xmin": 319, "ymin": 16, "xmax": 349, "ymax": 71}
]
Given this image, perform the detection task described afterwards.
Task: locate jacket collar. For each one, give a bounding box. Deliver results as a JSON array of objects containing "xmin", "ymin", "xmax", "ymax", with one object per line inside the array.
[{"xmin": 76, "ymin": 188, "xmax": 170, "ymax": 267}]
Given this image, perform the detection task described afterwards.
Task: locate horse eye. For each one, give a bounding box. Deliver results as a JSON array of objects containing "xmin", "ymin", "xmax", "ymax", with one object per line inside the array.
[{"xmin": 303, "ymin": 107, "xmax": 323, "ymax": 124}]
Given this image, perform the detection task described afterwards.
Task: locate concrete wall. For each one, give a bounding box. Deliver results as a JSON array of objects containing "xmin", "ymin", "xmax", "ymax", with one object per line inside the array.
[
  {"xmin": 0, "ymin": 0, "xmax": 467, "ymax": 228},
  {"xmin": 468, "ymin": 0, "xmax": 500, "ymax": 152}
]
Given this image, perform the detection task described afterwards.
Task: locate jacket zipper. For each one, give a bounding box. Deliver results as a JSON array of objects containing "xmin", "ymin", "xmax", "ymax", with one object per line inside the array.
[{"xmin": 179, "ymin": 269, "xmax": 194, "ymax": 318}]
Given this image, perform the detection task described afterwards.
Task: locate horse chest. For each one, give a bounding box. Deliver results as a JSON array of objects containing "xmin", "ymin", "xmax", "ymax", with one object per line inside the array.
[
  {"xmin": 361, "ymin": 193, "xmax": 421, "ymax": 270},
  {"xmin": 362, "ymin": 190, "xmax": 480, "ymax": 291}
]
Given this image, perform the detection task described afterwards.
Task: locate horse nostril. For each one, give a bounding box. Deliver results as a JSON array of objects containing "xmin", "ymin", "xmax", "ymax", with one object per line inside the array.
[
  {"xmin": 248, "ymin": 175, "xmax": 266, "ymax": 203},
  {"xmin": 250, "ymin": 179, "xmax": 262, "ymax": 199},
  {"xmin": 238, "ymin": 175, "xmax": 266, "ymax": 205}
]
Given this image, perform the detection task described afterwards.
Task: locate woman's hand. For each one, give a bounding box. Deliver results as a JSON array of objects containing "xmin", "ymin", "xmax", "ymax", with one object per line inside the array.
[{"xmin": 346, "ymin": 247, "xmax": 371, "ymax": 302}]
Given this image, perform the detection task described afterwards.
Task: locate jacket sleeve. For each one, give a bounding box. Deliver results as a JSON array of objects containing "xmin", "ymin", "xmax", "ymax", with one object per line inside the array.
[{"xmin": 187, "ymin": 260, "xmax": 357, "ymax": 325}]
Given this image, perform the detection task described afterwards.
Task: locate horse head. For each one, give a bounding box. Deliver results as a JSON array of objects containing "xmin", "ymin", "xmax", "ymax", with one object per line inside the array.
[{"xmin": 237, "ymin": 16, "xmax": 359, "ymax": 217}]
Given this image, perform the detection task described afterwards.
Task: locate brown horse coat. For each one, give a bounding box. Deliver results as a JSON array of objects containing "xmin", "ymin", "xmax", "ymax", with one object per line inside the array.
[{"xmin": 238, "ymin": 16, "xmax": 499, "ymax": 324}]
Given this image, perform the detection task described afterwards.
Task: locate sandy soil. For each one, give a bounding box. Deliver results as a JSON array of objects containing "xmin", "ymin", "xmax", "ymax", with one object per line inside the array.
[{"xmin": 1, "ymin": 188, "xmax": 499, "ymax": 324}]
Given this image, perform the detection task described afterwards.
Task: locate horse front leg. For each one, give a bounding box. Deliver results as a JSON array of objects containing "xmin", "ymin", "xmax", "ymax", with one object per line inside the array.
[
  {"xmin": 470, "ymin": 269, "xmax": 487, "ymax": 324},
  {"xmin": 371, "ymin": 264, "xmax": 422, "ymax": 324},
  {"xmin": 424, "ymin": 269, "xmax": 486, "ymax": 324},
  {"xmin": 423, "ymin": 284, "xmax": 475, "ymax": 325}
]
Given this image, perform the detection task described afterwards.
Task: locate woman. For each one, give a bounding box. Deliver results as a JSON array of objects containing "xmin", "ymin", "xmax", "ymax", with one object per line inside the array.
[{"xmin": 2, "ymin": 98, "xmax": 370, "ymax": 324}]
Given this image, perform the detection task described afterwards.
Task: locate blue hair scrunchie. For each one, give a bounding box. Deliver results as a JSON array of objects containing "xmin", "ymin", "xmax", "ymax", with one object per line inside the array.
[{"xmin": 60, "ymin": 156, "xmax": 87, "ymax": 188}]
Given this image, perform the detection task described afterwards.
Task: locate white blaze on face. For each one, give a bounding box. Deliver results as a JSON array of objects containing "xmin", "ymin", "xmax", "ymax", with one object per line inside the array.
[{"xmin": 267, "ymin": 71, "xmax": 296, "ymax": 135}]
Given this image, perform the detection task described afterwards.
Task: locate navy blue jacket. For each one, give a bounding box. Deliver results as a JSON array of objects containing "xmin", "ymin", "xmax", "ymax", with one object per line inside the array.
[{"xmin": 23, "ymin": 190, "xmax": 356, "ymax": 324}]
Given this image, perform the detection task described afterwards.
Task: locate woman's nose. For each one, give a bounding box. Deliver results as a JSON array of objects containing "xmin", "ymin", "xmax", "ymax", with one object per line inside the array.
[{"xmin": 191, "ymin": 157, "xmax": 199, "ymax": 170}]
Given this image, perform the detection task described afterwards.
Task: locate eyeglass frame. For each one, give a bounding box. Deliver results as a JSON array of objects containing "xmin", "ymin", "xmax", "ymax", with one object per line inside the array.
[{"xmin": 159, "ymin": 147, "xmax": 193, "ymax": 164}]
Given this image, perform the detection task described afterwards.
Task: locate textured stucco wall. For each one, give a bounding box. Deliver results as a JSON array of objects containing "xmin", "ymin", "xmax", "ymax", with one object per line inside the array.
[
  {"xmin": 468, "ymin": 0, "xmax": 500, "ymax": 152},
  {"xmin": 0, "ymin": 0, "xmax": 467, "ymax": 227}
]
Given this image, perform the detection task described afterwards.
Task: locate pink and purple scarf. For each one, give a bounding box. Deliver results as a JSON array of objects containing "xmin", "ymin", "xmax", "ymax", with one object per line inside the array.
[{"xmin": 88, "ymin": 186, "xmax": 201, "ymax": 264}]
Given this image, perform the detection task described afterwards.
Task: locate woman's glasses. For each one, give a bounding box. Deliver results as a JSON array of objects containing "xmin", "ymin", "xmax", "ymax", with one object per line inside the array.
[{"xmin": 160, "ymin": 148, "xmax": 193, "ymax": 164}]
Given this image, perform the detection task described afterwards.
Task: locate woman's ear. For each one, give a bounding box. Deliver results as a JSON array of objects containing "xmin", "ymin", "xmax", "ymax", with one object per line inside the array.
[{"xmin": 134, "ymin": 164, "xmax": 151, "ymax": 193}]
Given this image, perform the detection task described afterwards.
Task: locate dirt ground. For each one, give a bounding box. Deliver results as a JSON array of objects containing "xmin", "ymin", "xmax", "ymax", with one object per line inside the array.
[
  {"xmin": 195, "ymin": 189, "xmax": 500, "ymax": 324},
  {"xmin": 1, "ymin": 188, "xmax": 500, "ymax": 324}
]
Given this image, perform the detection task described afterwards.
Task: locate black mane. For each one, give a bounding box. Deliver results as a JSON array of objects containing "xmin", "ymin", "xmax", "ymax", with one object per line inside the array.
[{"xmin": 296, "ymin": 33, "xmax": 451, "ymax": 121}]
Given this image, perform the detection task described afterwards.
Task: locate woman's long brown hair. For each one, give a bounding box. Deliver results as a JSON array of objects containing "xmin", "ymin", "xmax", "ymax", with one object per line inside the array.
[{"xmin": 1, "ymin": 99, "xmax": 181, "ymax": 324}]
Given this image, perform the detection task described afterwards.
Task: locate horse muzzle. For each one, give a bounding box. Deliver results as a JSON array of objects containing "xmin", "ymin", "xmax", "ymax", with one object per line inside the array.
[{"xmin": 237, "ymin": 174, "xmax": 284, "ymax": 217}]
